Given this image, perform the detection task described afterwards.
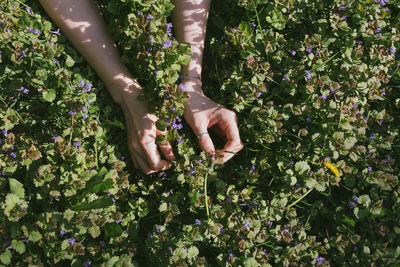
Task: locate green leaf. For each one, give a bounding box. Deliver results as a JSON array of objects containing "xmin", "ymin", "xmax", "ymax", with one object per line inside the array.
[
  {"xmin": 187, "ymin": 246, "xmax": 199, "ymax": 259},
  {"xmin": 103, "ymin": 223, "xmax": 123, "ymax": 238},
  {"xmin": 9, "ymin": 178, "xmax": 25, "ymax": 199},
  {"xmin": 294, "ymin": 161, "xmax": 310, "ymax": 175},
  {"xmin": 89, "ymin": 226, "xmax": 101, "ymax": 238},
  {"xmin": 342, "ymin": 215, "xmax": 355, "ymax": 227},
  {"xmin": 72, "ymin": 196, "xmax": 114, "ymax": 211},
  {"xmin": 11, "ymin": 240, "xmax": 26, "ymax": 254},
  {"xmin": 0, "ymin": 250, "xmax": 12, "ymax": 265},
  {"xmin": 159, "ymin": 202, "xmax": 167, "ymax": 212},
  {"xmin": 65, "ymin": 55, "xmax": 75, "ymax": 67},
  {"xmin": 43, "ymin": 89, "xmax": 56, "ymax": 102},
  {"xmin": 28, "ymin": 231, "xmax": 42, "ymax": 243}
]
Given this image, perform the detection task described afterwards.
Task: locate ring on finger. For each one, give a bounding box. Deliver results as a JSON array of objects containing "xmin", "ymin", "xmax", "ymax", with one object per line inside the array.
[{"xmin": 197, "ymin": 132, "xmax": 209, "ymax": 139}]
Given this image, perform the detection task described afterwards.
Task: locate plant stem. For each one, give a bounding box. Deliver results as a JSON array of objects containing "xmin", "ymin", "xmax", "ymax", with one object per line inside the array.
[{"xmin": 287, "ymin": 188, "xmax": 313, "ymax": 209}]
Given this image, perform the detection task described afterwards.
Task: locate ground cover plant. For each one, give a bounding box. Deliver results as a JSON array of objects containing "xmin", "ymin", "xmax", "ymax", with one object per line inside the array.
[{"xmin": 1, "ymin": 0, "xmax": 400, "ymax": 266}]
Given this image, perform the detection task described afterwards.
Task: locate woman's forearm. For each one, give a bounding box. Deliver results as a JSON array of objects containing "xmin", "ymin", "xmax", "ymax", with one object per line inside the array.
[{"xmin": 39, "ymin": 0, "xmax": 140, "ymax": 104}]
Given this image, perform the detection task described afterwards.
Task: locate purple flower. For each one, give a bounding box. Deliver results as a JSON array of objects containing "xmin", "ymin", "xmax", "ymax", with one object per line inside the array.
[
  {"xmin": 163, "ymin": 40, "xmax": 173, "ymax": 49},
  {"xmin": 166, "ymin": 22, "xmax": 173, "ymax": 36},
  {"xmin": 377, "ymin": 33, "xmax": 382, "ymax": 38},
  {"xmin": 25, "ymin": 6, "xmax": 33, "ymax": 14},
  {"xmin": 60, "ymin": 231, "xmax": 66, "ymax": 236},
  {"xmin": 67, "ymin": 238, "xmax": 75, "ymax": 245},
  {"xmin": 147, "ymin": 14, "xmax": 153, "ymax": 21},
  {"xmin": 169, "ymin": 248, "xmax": 174, "ymax": 254},
  {"xmin": 195, "ymin": 219, "xmax": 201, "ymax": 225},
  {"xmin": 20, "ymin": 51, "xmax": 27, "ymax": 58},
  {"xmin": 283, "ymin": 75, "xmax": 289, "ymax": 81},
  {"xmin": 1, "ymin": 129, "xmax": 7, "ymax": 137},
  {"xmin": 369, "ymin": 133, "xmax": 374, "ymax": 139},
  {"xmin": 256, "ymin": 91, "xmax": 263, "ymax": 97},
  {"xmin": 69, "ymin": 110, "xmax": 77, "ymax": 116},
  {"xmin": 352, "ymin": 195, "xmax": 359, "ymax": 202},
  {"xmin": 136, "ymin": 10, "xmax": 141, "ymax": 15},
  {"xmin": 306, "ymin": 47, "xmax": 313, "ymax": 53},
  {"xmin": 177, "ymin": 136, "xmax": 184, "ymax": 144},
  {"xmin": 83, "ymin": 83, "xmax": 92, "ymax": 92},
  {"xmin": 83, "ymin": 259, "xmax": 92, "ymax": 267},
  {"xmin": 228, "ymin": 249, "xmax": 234, "ymax": 259},
  {"xmin": 315, "ymin": 50, "xmax": 320, "ymax": 56},
  {"xmin": 115, "ymin": 218, "xmax": 123, "ymax": 224},
  {"xmin": 189, "ymin": 168, "xmax": 196, "ymax": 175},
  {"xmin": 148, "ymin": 37, "xmax": 154, "ymax": 44},
  {"xmin": 112, "ymin": 197, "xmax": 116, "ymax": 203},
  {"xmin": 53, "ymin": 134, "xmax": 58, "ymax": 143},
  {"xmin": 250, "ymin": 22, "xmax": 256, "ymax": 28},
  {"xmin": 249, "ymin": 165, "xmax": 256, "ymax": 174},
  {"xmin": 51, "ymin": 29, "xmax": 60, "ymax": 35},
  {"xmin": 306, "ymin": 117, "xmax": 311, "ymax": 122},
  {"xmin": 12, "ymin": 4, "xmax": 17, "ymax": 9},
  {"xmin": 321, "ymin": 94, "xmax": 327, "ymax": 100},
  {"xmin": 316, "ymin": 256, "xmax": 326, "ymax": 264},
  {"xmin": 197, "ymin": 159, "xmax": 203, "ymax": 164},
  {"xmin": 243, "ymin": 220, "xmax": 250, "ymax": 230},
  {"xmin": 78, "ymin": 80, "xmax": 85, "ymax": 87},
  {"xmin": 349, "ymin": 201, "xmax": 356, "ymax": 207},
  {"xmin": 10, "ymin": 152, "xmax": 17, "ymax": 158},
  {"xmin": 390, "ymin": 47, "xmax": 396, "ymax": 54},
  {"xmin": 290, "ymin": 50, "xmax": 296, "ymax": 56},
  {"xmin": 368, "ymin": 166, "xmax": 372, "ymax": 172},
  {"xmin": 157, "ymin": 226, "xmax": 162, "ymax": 232},
  {"xmin": 171, "ymin": 121, "xmax": 183, "ymax": 130},
  {"xmin": 357, "ymin": 40, "xmax": 363, "ymax": 45},
  {"xmin": 376, "ymin": 27, "xmax": 381, "ymax": 33},
  {"xmin": 339, "ymin": 5, "xmax": 346, "ymax": 10},
  {"xmin": 73, "ymin": 141, "xmax": 81, "ymax": 149},
  {"xmin": 33, "ymin": 29, "xmax": 40, "ymax": 35},
  {"xmin": 19, "ymin": 86, "xmax": 29, "ymax": 94},
  {"xmin": 305, "ymin": 70, "xmax": 311, "ymax": 81},
  {"xmin": 378, "ymin": 0, "xmax": 388, "ymax": 6}
]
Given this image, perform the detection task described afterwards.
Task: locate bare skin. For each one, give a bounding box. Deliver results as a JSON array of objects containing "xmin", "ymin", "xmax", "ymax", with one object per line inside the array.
[
  {"xmin": 39, "ymin": 0, "xmax": 242, "ymax": 173},
  {"xmin": 172, "ymin": 0, "xmax": 243, "ymax": 162}
]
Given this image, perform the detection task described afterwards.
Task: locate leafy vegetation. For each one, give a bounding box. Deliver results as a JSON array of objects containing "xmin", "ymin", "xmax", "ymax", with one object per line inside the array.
[{"xmin": 1, "ymin": 0, "xmax": 399, "ymax": 266}]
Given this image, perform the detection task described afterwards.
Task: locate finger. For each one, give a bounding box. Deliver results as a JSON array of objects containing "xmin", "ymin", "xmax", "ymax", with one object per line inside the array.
[
  {"xmin": 219, "ymin": 114, "xmax": 243, "ymax": 163},
  {"xmin": 155, "ymin": 129, "xmax": 175, "ymax": 161},
  {"xmin": 159, "ymin": 141, "xmax": 175, "ymax": 161},
  {"xmin": 141, "ymin": 136, "xmax": 172, "ymax": 171},
  {"xmin": 129, "ymin": 148, "xmax": 152, "ymax": 174},
  {"xmin": 197, "ymin": 130, "xmax": 215, "ymax": 154}
]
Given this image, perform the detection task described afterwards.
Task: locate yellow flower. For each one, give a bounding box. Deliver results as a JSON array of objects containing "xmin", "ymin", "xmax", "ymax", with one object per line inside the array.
[{"xmin": 323, "ymin": 162, "xmax": 341, "ymax": 177}]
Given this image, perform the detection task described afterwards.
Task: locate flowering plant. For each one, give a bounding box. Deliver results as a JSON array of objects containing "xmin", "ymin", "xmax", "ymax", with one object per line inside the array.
[{"xmin": 0, "ymin": 0, "xmax": 399, "ymax": 266}]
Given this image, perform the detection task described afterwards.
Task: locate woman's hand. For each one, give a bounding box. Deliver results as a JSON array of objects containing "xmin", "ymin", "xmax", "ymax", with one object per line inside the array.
[
  {"xmin": 119, "ymin": 87, "xmax": 175, "ymax": 174},
  {"xmin": 183, "ymin": 81, "xmax": 243, "ymax": 163}
]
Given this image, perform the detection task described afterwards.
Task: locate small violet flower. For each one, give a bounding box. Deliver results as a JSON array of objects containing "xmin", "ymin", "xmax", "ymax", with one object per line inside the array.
[
  {"xmin": 163, "ymin": 40, "xmax": 173, "ymax": 49},
  {"xmin": 305, "ymin": 70, "xmax": 311, "ymax": 81},
  {"xmin": 316, "ymin": 256, "xmax": 326, "ymax": 264},
  {"xmin": 67, "ymin": 238, "xmax": 75, "ymax": 245},
  {"xmin": 195, "ymin": 219, "xmax": 201, "ymax": 225},
  {"xmin": 243, "ymin": 220, "xmax": 250, "ymax": 230}
]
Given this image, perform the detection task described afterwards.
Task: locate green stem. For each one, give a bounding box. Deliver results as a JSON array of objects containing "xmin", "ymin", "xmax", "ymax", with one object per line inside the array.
[
  {"xmin": 204, "ymin": 161, "xmax": 215, "ymax": 221},
  {"xmin": 287, "ymin": 188, "xmax": 313, "ymax": 209}
]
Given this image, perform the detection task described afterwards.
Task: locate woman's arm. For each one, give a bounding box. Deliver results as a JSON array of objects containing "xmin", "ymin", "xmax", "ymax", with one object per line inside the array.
[
  {"xmin": 172, "ymin": 0, "xmax": 243, "ymax": 162},
  {"xmin": 39, "ymin": 0, "xmax": 175, "ymax": 174}
]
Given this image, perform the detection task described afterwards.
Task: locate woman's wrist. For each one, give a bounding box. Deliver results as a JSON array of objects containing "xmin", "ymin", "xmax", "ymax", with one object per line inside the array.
[{"xmin": 104, "ymin": 74, "xmax": 142, "ymax": 105}]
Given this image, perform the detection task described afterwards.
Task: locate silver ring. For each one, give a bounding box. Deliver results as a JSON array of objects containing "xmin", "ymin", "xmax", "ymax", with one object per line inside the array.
[{"xmin": 197, "ymin": 132, "xmax": 209, "ymax": 139}]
